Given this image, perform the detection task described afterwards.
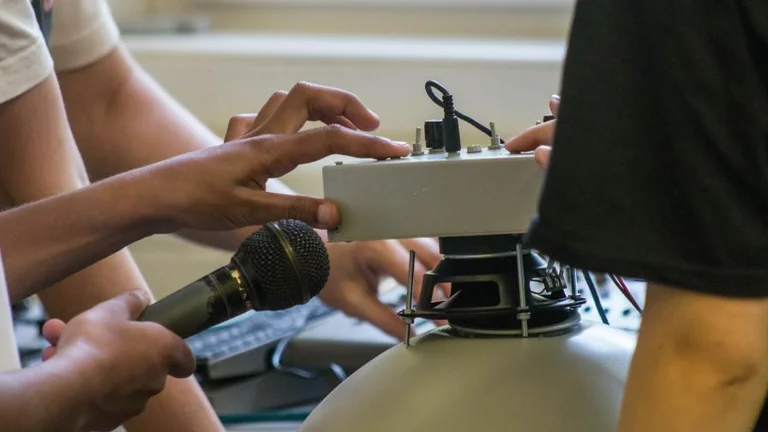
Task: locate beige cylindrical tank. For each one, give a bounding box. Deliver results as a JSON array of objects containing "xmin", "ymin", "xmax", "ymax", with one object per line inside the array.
[{"xmin": 301, "ymin": 320, "xmax": 636, "ymax": 432}]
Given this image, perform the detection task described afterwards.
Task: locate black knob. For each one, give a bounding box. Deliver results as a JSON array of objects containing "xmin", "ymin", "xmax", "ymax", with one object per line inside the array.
[{"xmin": 424, "ymin": 120, "xmax": 444, "ymax": 150}]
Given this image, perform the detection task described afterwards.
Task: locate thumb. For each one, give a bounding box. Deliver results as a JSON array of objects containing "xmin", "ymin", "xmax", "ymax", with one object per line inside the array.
[
  {"xmin": 254, "ymin": 192, "xmax": 340, "ymax": 229},
  {"xmin": 534, "ymin": 146, "xmax": 552, "ymax": 169},
  {"xmin": 41, "ymin": 318, "xmax": 66, "ymax": 346},
  {"xmin": 96, "ymin": 290, "xmax": 152, "ymax": 321}
]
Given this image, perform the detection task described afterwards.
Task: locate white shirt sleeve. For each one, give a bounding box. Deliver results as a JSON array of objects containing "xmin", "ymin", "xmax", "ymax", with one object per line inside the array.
[
  {"xmin": 0, "ymin": 251, "xmax": 21, "ymax": 373},
  {"xmin": 49, "ymin": 0, "xmax": 120, "ymax": 72},
  {"xmin": 0, "ymin": 0, "xmax": 53, "ymax": 104}
]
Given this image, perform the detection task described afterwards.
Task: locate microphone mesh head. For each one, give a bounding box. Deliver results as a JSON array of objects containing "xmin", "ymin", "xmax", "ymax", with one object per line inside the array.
[{"xmin": 235, "ymin": 220, "xmax": 330, "ymax": 310}]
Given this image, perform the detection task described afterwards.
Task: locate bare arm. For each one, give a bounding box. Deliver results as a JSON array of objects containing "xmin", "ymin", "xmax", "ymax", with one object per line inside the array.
[
  {"xmin": 0, "ymin": 73, "xmax": 223, "ymax": 432},
  {"xmin": 58, "ymin": 45, "xmax": 265, "ymax": 251},
  {"xmin": 0, "ymin": 74, "xmax": 156, "ymax": 306},
  {"xmin": 619, "ymin": 283, "xmax": 768, "ymax": 432},
  {"xmin": 0, "ymin": 360, "xmax": 86, "ymax": 432},
  {"xmin": 0, "ymin": 290, "xmax": 199, "ymax": 432},
  {"xmin": 0, "ymin": 167, "xmax": 167, "ymax": 303},
  {"xmin": 56, "ymin": 46, "xmax": 449, "ymax": 338},
  {"xmin": 0, "ymin": 67, "xmax": 405, "ymax": 430}
]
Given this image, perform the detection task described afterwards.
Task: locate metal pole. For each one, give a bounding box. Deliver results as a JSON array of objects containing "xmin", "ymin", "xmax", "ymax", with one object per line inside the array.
[{"xmin": 404, "ymin": 250, "xmax": 416, "ymax": 347}]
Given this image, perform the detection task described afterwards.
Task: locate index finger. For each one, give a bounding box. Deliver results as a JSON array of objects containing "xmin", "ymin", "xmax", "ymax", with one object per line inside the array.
[
  {"xmin": 399, "ymin": 238, "xmax": 451, "ymax": 299},
  {"xmin": 165, "ymin": 336, "xmax": 196, "ymax": 378},
  {"xmin": 504, "ymin": 121, "xmax": 556, "ymax": 154},
  {"xmin": 257, "ymin": 125, "xmax": 410, "ymax": 178},
  {"xmin": 145, "ymin": 323, "xmax": 196, "ymax": 378},
  {"xmin": 253, "ymin": 82, "xmax": 380, "ymax": 135},
  {"xmin": 350, "ymin": 288, "xmax": 411, "ymax": 340},
  {"xmin": 371, "ymin": 241, "xmax": 428, "ymax": 303}
]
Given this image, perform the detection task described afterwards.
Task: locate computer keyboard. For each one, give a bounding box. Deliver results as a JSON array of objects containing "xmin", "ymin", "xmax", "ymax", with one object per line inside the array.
[
  {"xmin": 12, "ymin": 297, "xmax": 48, "ymax": 368},
  {"xmin": 188, "ymin": 297, "xmax": 336, "ymax": 381}
]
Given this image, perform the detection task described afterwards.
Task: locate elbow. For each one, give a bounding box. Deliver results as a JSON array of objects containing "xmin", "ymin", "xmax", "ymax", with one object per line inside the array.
[
  {"xmin": 672, "ymin": 327, "xmax": 768, "ymax": 390},
  {"xmin": 717, "ymin": 354, "xmax": 764, "ymax": 390},
  {"xmin": 641, "ymin": 283, "xmax": 768, "ymax": 392}
]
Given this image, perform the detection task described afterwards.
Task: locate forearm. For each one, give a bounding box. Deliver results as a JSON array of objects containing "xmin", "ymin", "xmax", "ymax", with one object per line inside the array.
[
  {"xmin": 0, "ymin": 362, "xmax": 85, "ymax": 432},
  {"xmin": 0, "ymin": 73, "xmax": 154, "ymax": 307},
  {"xmin": 1, "ymin": 72, "xmax": 223, "ymax": 432},
  {"xmin": 7, "ymin": 173, "xmax": 224, "ymax": 432},
  {"xmin": 0, "ymin": 172, "xmax": 164, "ymax": 303},
  {"xmin": 619, "ymin": 283, "xmax": 768, "ymax": 432},
  {"xmin": 59, "ymin": 45, "xmax": 291, "ymax": 251},
  {"xmin": 123, "ymin": 376, "xmax": 220, "ymax": 432}
]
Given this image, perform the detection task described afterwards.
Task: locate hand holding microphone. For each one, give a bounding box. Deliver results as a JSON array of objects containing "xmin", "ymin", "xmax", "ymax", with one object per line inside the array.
[
  {"xmin": 36, "ymin": 220, "xmax": 327, "ymax": 431},
  {"xmin": 37, "ymin": 291, "xmax": 195, "ymax": 432}
]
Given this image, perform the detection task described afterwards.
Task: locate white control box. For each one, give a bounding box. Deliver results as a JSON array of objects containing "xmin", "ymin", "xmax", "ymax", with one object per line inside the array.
[{"xmin": 322, "ymin": 146, "xmax": 545, "ymax": 242}]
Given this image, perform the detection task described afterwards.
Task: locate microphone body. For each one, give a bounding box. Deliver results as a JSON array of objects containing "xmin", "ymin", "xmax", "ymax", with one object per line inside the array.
[
  {"xmin": 137, "ymin": 264, "xmax": 248, "ymax": 339},
  {"xmin": 136, "ymin": 220, "xmax": 330, "ymax": 339}
]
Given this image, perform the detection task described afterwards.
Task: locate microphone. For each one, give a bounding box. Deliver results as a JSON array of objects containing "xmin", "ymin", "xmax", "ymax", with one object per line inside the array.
[{"xmin": 137, "ymin": 219, "xmax": 330, "ymax": 339}]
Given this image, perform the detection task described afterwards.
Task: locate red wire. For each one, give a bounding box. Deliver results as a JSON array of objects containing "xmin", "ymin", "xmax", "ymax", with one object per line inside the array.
[{"xmin": 609, "ymin": 274, "xmax": 643, "ymax": 314}]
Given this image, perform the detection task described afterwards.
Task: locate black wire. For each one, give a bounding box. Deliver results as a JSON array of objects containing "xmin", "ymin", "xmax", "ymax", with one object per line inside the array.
[
  {"xmin": 582, "ymin": 270, "xmax": 610, "ymax": 325},
  {"xmin": 424, "ymin": 80, "xmax": 505, "ymax": 144}
]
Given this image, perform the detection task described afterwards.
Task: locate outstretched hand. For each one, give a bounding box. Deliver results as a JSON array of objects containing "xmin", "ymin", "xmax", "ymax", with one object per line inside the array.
[
  {"xmin": 223, "ymin": 82, "xmax": 449, "ymax": 339},
  {"xmin": 146, "ymin": 81, "xmax": 409, "ymax": 233},
  {"xmin": 505, "ymin": 95, "xmax": 560, "ymax": 169},
  {"xmin": 319, "ymin": 238, "xmax": 449, "ymax": 339},
  {"xmin": 223, "ymin": 81, "xmax": 382, "ymax": 140}
]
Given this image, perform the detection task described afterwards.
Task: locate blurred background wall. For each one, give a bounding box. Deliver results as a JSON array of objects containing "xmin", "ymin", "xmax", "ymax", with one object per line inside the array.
[{"xmin": 109, "ymin": 0, "xmax": 575, "ymax": 298}]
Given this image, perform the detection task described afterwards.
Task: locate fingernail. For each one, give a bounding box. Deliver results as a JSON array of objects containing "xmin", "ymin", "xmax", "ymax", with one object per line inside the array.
[
  {"xmin": 392, "ymin": 140, "xmax": 410, "ymax": 147},
  {"xmin": 550, "ymin": 94, "xmax": 561, "ymax": 102},
  {"xmin": 317, "ymin": 203, "xmax": 335, "ymax": 226},
  {"xmin": 133, "ymin": 289, "xmax": 151, "ymax": 305}
]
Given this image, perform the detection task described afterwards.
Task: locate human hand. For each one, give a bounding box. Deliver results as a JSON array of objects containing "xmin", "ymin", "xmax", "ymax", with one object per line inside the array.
[
  {"xmin": 222, "ymin": 81, "xmax": 381, "ymax": 141},
  {"xmin": 504, "ymin": 95, "xmax": 560, "ymax": 169},
  {"xmin": 143, "ymin": 82, "xmax": 409, "ymax": 233},
  {"xmin": 41, "ymin": 290, "xmax": 195, "ymax": 432},
  {"xmin": 224, "ymin": 83, "xmax": 449, "ymax": 338},
  {"xmin": 318, "ymin": 239, "xmax": 450, "ymax": 339}
]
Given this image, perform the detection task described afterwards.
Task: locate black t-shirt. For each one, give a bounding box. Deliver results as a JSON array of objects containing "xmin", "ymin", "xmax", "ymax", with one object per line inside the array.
[{"xmin": 523, "ymin": 0, "xmax": 768, "ymax": 429}]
